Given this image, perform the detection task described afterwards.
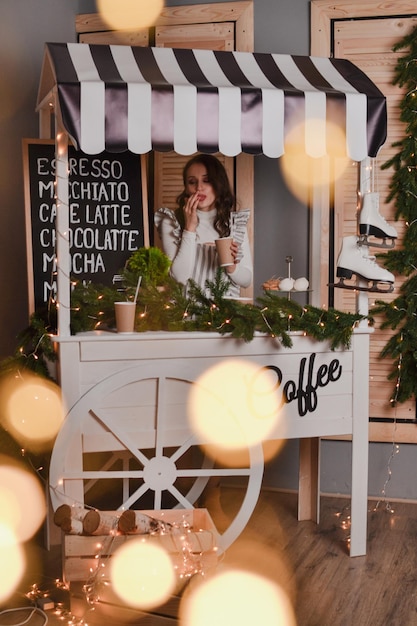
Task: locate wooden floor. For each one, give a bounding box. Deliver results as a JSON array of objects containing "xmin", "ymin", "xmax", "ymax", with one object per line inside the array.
[
  {"xmin": 3, "ymin": 489, "xmax": 417, "ymax": 625},
  {"xmin": 225, "ymin": 489, "xmax": 417, "ymax": 626}
]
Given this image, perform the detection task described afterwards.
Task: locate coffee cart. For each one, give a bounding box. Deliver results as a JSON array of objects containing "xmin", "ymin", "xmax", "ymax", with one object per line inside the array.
[{"xmin": 35, "ymin": 42, "xmax": 387, "ymax": 555}]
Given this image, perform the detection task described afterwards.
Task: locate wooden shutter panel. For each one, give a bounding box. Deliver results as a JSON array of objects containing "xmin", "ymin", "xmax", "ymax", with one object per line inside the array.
[
  {"xmin": 333, "ymin": 17, "xmax": 416, "ymax": 422},
  {"xmin": 311, "ymin": 3, "xmax": 417, "ymax": 430}
]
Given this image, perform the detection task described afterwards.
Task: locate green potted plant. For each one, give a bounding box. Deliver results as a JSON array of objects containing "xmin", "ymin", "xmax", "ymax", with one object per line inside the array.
[{"xmin": 122, "ymin": 246, "xmax": 171, "ymax": 289}]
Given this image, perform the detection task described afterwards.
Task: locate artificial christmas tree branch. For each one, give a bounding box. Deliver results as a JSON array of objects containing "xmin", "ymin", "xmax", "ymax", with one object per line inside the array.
[{"xmin": 373, "ymin": 24, "xmax": 417, "ymax": 404}]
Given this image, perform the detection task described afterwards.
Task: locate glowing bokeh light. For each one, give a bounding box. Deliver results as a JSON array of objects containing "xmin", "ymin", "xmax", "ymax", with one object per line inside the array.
[
  {"xmin": 0, "ymin": 461, "xmax": 46, "ymax": 542},
  {"xmin": 97, "ymin": 0, "xmax": 164, "ymax": 30},
  {"xmin": 2, "ymin": 373, "xmax": 64, "ymax": 451},
  {"xmin": 110, "ymin": 539, "xmax": 176, "ymax": 610},
  {"xmin": 188, "ymin": 359, "xmax": 282, "ymax": 458},
  {"xmin": 0, "ymin": 523, "xmax": 25, "ymax": 603},
  {"xmin": 223, "ymin": 538, "xmax": 295, "ymax": 598},
  {"xmin": 180, "ymin": 568, "xmax": 296, "ymax": 626},
  {"xmin": 280, "ymin": 119, "xmax": 350, "ymax": 204}
]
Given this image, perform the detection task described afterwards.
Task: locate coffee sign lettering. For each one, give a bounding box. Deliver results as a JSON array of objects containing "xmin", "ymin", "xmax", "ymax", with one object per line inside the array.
[{"xmin": 256, "ymin": 353, "xmax": 343, "ymax": 417}]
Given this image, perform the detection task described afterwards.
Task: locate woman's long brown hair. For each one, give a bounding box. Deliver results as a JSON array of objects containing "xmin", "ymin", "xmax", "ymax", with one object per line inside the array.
[{"xmin": 176, "ymin": 154, "xmax": 236, "ymax": 237}]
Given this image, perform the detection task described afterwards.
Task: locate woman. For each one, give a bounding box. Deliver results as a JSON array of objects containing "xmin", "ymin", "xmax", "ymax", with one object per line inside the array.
[{"xmin": 155, "ymin": 154, "xmax": 252, "ymax": 296}]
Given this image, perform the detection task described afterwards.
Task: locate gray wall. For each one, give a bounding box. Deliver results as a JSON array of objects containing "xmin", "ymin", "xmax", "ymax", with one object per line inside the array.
[
  {"xmin": 0, "ymin": 0, "xmax": 77, "ymax": 358},
  {"xmin": 0, "ymin": 0, "xmax": 414, "ymax": 503}
]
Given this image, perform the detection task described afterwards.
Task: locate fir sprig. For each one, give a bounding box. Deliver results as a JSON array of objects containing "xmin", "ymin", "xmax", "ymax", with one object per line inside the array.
[
  {"xmin": 70, "ymin": 281, "xmax": 122, "ymax": 334},
  {"xmin": 186, "ymin": 273, "xmax": 267, "ymax": 342},
  {"xmin": 256, "ymin": 292, "xmax": 368, "ymax": 350},
  {"xmin": 0, "ymin": 309, "xmax": 58, "ymax": 380},
  {"xmin": 134, "ymin": 278, "xmax": 191, "ymax": 331}
]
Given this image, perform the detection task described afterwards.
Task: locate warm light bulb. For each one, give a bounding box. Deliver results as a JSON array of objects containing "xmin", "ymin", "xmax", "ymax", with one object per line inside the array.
[
  {"xmin": 110, "ymin": 539, "xmax": 176, "ymax": 610},
  {"xmin": 97, "ymin": 0, "xmax": 164, "ymax": 29},
  {"xmin": 180, "ymin": 568, "xmax": 296, "ymax": 626}
]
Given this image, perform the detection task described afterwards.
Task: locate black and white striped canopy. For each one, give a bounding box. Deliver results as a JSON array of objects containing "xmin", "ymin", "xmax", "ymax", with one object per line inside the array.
[{"xmin": 38, "ymin": 42, "xmax": 387, "ymax": 160}]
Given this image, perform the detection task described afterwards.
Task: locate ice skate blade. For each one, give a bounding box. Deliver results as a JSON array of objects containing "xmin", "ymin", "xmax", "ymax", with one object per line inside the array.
[
  {"xmin": 329, "ymin": 277, "xmax": 394, "ymax": 293},
  {"xmin": 357, "ymin": 234, "xmax": 396, "ymax": 249}
]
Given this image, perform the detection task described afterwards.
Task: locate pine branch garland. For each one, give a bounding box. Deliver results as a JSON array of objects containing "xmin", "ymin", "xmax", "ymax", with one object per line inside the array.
[{"xmin": 1, "ymin": 267, "xmax": 367, "ymax": 383}]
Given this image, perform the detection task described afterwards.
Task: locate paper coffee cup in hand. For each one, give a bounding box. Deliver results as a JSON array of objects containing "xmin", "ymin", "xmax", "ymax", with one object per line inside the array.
[
  {"xmin": 115, "ymin": 302, "xmax": 136, "ymax": 333},
  {"xmin": 215, "ymin": 237, "xmax": 234, "ymax": 267}
]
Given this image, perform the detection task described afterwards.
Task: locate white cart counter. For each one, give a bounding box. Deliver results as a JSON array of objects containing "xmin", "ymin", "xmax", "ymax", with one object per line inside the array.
[{"xmin": 50, "ymin": 328, "xmax": 370, "ymax": 555}]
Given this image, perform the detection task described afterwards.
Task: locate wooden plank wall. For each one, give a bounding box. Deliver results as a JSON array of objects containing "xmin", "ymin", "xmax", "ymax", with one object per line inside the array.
[{"xmin": 311, "ymin": 1, "xmax": 417, "ymax": 436}]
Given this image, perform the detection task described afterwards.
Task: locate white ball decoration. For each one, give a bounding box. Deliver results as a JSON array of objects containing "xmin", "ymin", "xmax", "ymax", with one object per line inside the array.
[
  {"xmin": 293, "ymin": 277, "xmax": 309, "ymax": 291},
  {"xmin": 279, "ymin": 278, "xmax": 295, "ymax": 291}
]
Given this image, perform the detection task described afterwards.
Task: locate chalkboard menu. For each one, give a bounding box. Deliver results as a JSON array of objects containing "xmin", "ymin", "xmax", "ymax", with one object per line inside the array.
[{"xmin": 23, "ymin": 139, "xmax": 148, "ymax": 313}]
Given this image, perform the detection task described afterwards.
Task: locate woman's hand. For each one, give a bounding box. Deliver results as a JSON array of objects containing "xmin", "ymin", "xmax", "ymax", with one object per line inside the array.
[
  {"xmin": 225, "ymin": 240, "xmax": 240, "ymax": 274},
  {"xmin": 183, "ymin": 192, "xmax": 200, "ymax": 232}
]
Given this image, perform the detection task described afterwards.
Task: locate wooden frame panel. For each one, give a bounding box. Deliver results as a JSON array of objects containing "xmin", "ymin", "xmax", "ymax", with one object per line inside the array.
[
  {"xmin": 311, "ymin": 0, "xmax": 417, "ymax": 441},
  {"xmin": 311, "ymin": 0, "xmax": 417, "ymax": 55},
  {"xmin": 76, "ymin": 1, "xmax": 254, "ymax": 50}
]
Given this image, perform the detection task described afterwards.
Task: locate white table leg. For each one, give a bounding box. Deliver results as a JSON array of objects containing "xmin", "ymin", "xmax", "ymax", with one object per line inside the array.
[{"xmin": 349, "ymin": 332, "xmax": 369, "ymax": 556}]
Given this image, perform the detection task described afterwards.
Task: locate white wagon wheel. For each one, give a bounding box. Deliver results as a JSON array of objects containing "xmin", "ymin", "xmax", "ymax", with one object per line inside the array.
[{"xmin": 49, "ymin": 362, "xmax": 264, "ymax": 549}]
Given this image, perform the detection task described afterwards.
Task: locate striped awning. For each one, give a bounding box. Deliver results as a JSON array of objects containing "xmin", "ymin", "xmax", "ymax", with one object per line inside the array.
[{"xmin": 37, "ymin": 42, "xmax": 387, "ymax": 161}]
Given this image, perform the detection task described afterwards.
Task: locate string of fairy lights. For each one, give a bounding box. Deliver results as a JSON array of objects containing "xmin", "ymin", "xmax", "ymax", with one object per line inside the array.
[
  {"xmin": 6, "ymin": 265, "xmax": 370, "ymax": 386},
  {"xmin": 5, "ymin": 471, "xmax": 222, "ymax": 625},
  {"xmin": 10, "ymin": 30, "xmax": 417, "ymax": 616},
  {"xmin": 11, "ymin": 153, "xmax": 398, "ymax": 554}
]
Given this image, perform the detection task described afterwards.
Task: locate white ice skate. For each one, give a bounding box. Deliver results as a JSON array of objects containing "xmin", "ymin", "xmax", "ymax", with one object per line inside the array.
[
  {"xmin": 358, "ymin": 192, "xmax": 397, "ymax": 249},
  {"xmin": 332, "ymin": 235, "xmax": 394, "ymax": 293}
]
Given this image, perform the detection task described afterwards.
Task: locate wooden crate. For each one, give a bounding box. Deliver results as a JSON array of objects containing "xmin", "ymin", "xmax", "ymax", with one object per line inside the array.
[
  {"xmin": 64, "ymin": 509, "xmax": 219, "ymax": 625},
  {"xmin": 69, "ymin": 581, "xmax": 181, "ymax": 625},
  {"xmin": 63, "ymin": 508, "xmax": 219, "ymax": 583}
]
